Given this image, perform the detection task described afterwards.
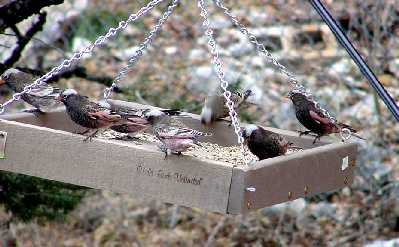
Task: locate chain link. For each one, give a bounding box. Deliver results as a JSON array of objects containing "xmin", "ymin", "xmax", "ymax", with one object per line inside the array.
[
  {"xmin": 104, "ymin": 0, "xmax": 180, "ymax": 99},
  {"xmin": 212, "ymin": 0, "xmax": 339, "ymax": 126},
  {"xmin": 198, "ymin": 0, "xmax": 251, "ymax": 165},
  {"xmin": 0, "ymin": 0, "xmax": 166, "ymax": 114}
]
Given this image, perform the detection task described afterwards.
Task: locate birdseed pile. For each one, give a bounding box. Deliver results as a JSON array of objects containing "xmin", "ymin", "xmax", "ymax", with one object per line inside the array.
[{"xmin": 98, "ymin": 130, "xmax": 303, "ymax": 166}]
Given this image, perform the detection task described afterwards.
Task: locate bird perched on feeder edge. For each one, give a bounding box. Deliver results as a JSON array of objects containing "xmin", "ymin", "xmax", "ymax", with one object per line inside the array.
[
  {"xmin": 200, "ymin": 89, "xmax": 254, "ymax": 125},
  {"xmin": 58, "ymin": 89, "xmax": 132, "ymax": 142},
  {"xmin": 110, "ymin": 105, "xmax": 182, "ymax": 140},
  {"xmin": 0, "ymin": 68, "xmax": 62, "ymax": 113},
  {"xmin": 153, "ymin": 117, "xmax": 212, "ymax": 158},
  {"xmin": 287, "ymin": 91, "xmax": 364, "ymax": 143},
  {"xmin": 241, "ymin": 124, "xmax": 294, "ymax": 161}
]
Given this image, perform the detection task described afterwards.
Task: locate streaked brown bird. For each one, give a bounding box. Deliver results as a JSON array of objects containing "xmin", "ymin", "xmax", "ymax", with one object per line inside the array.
[
  {"xmin": 200, "ymin": 89, "xmax": 254, "ymax": 125},
  {"xmin": 241, "ymin": 124, "xmax": 293, "ymax": 160},
  {"xmin": 288, "ymin": 91, "xmax": 362, "ymax": 143},
  {"xmin": 110, "ymin": 106, "xmax": 181, "ymax": 139},
  {"xmin": 0, "ymin": 68, "xmax": 62, "ymax": 113},
  {"xmin": 59, "ymin": 89, "xmax": 130, "ymax": 141},
  {"xmin": 153, "ymin": 118, "xmax": 212, "ymax": 158}
]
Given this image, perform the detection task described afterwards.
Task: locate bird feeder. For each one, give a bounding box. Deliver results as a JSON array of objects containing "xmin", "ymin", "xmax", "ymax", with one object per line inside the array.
[
  {"xmin": 0, "ymin": 0, "xmax": 361, "ymax": 214},
  {"xmin": 0, "ymin": 100, "xmax": 357, "ymax": 214}
]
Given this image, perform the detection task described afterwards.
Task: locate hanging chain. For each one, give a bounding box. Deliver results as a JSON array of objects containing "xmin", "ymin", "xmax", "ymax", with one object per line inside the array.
[
  {"xmin": 212, "ymin": 0, "xmax": 346, "ymax": 129},
  {"xmin": 198, "ymin": 0, "xmax": 250, "ymax": 165},
  {"xmin": 104, "ymin": 0, "xmax": 180, "ymax": 99},
  {"xmin": 0, "ymin": 0, "xmax": 166, "ymax": 114}
]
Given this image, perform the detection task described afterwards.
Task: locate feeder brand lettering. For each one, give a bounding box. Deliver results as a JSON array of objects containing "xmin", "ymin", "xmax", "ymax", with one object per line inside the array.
[
  {"xmin": 136, "ymin": 164, "xmax": 154, "ymax": 177},
  {"xmin": 135, "ymin": 165, "xmax": 203, "ymax": 186}
]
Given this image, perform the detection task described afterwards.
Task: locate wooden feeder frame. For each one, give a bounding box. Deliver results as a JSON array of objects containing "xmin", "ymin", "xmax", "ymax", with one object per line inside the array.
[{"xmin": 0, "ymin": 100, "xmax": 357, "ymax": 214}]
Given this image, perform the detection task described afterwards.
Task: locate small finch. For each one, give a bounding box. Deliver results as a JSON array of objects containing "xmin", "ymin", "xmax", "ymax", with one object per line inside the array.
[
  {"xmin": 58, "ymin": 89, "xmax": 129, "ymax": 141},
  {"xmin": 0, "ymin": 68, "xmax": 62, "ymax": 113},
  {"xmin": 241, "ymin": 124, "xmax": 293, "ymax": 160},
  {"xmin": 288, "ymin": 91, "xmax": 363, "ymax": 143},
  {"xmin": 200, "ymin": 89, "xmax": 254, "ymax": 125},
  {"xmin": 153, "ymin": 118, "xmax": 212, "ymax": 158},
  {"xmin": 110, "ymin": 105, "xmax": 181, "ymax": 139}
]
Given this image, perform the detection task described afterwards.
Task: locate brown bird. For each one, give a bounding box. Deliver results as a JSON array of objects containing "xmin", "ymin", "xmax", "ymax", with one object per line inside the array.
[
  {"xmin": 153, "ymin": 118, "xmax": 212, "ymax": 158},
  {"xmin": 0, "ymin": 68, "xmax": 62, "ymax": 113},
  {"xmin": 200, "ymin": 89, "xmax": 254, "ymax": 125},
  {"xmin": 58, "ymin": 89, "xmax": 130, "ymax": 141},
  {"xmin": 110, "ymin": 106, "xmax": 181, "ymax": 139},
  {"xmin": 241, "ymin": 124, "xmax": 293, "ymax": 160},
  {"xmin": 288, "ymin": 91, "xmax": 362, "ymax": 143}
]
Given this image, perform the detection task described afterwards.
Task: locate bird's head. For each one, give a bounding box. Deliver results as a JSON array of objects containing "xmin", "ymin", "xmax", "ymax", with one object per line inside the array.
[
  {"xmin": 0, "ymin": 69, "xmax": 26, "ymax": 90},
  {"xmin": 144, "ymin": 109, "xmax": 166, "ymax": 125},
  {"xmin": 241, "ymin": 124, "xmax": 258, "ymax": 144},
  {"xmin": 242, "ymin": 89, "xmax": 253, "ymax": 99},
  {"xmin": 58, "ymin": 88, "xmax": 78, "ymax": 103},
  {"xmin": 286, "ymin": 91, "xmax": 307, "ymax": 104}
]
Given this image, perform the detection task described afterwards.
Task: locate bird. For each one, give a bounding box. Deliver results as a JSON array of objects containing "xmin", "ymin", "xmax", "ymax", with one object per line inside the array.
[
  {"xmin": 0, "ymin": 68, "xmax": 62, "ymax": 113},
  {"xmin": 241, "ymin": 124, "xmax": 293, "ymax": 161},
  {"xmin": 153, "ymin": 117, "xmax": 212, "ymax": 158},
  {"xmin": 200, "ymin": 89, "xmax": 254, "ymax": 125},
  {"xmin": 58, "ymin": 89, "xmax": 131, "ymax": 141},
  {"xmin": 109, "ymin": 105, "xmax": 182, "ymax": 139},
  {"xmin": 287, "ymin": 91, "xmax": 363, "ymax": 143}
]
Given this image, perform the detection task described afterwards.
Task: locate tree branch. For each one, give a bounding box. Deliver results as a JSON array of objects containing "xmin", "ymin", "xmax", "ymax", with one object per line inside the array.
[
  {"xmin": 0, "ymin": 12, "xmax": 47, "ymax": 75},
  {"xmin": 0, "ymin": 0, "xmax": 64, "ymax": 32}
]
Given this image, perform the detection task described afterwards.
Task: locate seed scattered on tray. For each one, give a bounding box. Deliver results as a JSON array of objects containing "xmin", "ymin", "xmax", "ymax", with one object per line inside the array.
[{"xmin": 97, "ymin": 130, "xmax": 303, "ymax": 166}]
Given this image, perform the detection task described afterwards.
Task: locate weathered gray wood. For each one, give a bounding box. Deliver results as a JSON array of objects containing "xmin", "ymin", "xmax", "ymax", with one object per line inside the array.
[
  {"xmin": 0, "ymin": 101, "xmax": 358, "ymax": 214},
  {"xmin": 0, "ymin": 119, "xmax": 233, "ymax": 213},
  {"xmin": 228, "ymin": 142, "xmax": 357, "ymax": 214}
]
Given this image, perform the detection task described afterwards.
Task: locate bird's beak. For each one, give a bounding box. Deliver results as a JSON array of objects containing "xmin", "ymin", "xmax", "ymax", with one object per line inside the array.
[
  {"xmin": 0, "ymin": 78, "xmax": 5, "ymax": 86},
  {"xmin": 57, "ymin": 95, "xmax": 64, "ymax": 102}
]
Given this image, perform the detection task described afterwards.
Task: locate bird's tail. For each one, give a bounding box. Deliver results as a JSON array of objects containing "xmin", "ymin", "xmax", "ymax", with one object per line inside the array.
[
  {"xmin": 337, "ymin": 123, "xmax": 357, "ymax": 133},
  {"xmin": 161, "ymin": 109, "xmax": 181, "ymax": 116},
  {"xmin": 338, "ymin": 123, "xmax": 366, "ymax": 140}
]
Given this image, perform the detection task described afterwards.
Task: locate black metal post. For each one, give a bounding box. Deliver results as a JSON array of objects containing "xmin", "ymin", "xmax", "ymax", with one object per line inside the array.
[{"xmin": 309, "ymin": 0, "xmax": 399, "ymax": 122}]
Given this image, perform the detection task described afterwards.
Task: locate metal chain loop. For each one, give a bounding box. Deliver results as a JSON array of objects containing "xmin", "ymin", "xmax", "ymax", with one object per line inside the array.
[
  {"xmin": 213, "ymin": 0, "xmax": 353, "ymax": 141},
  {"xmin": 104, "ymin": 0, "xmax": 180, "ymax": 99},
  {"xmin": 0, "ymin": 0, "xmax": 166, "ymax": 114},
  {"xmin": 198, "ymin": 0, "xmax": 251, "ymax": 165}
]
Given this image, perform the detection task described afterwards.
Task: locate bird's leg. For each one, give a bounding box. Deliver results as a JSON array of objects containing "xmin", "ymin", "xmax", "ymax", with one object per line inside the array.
[
  {"xmin": 23, "ymin": 108, "xmax": 45, "ymax": 116},
  {"xmin": 75, "ymin": 129, "xmax": 91, "ymax": 135},
  {"xmin": 312, "ymin": 135, "xmax": 322, "ymax": 144},
  {"xmin": 83, "ymin": 129, "xmax": 99, "ymax": 142}
]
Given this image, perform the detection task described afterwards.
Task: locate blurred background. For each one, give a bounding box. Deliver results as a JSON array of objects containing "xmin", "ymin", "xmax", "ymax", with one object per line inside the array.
[{"xmin": 0, "ymin": 0, "xmax": 398, "ymax": 246}]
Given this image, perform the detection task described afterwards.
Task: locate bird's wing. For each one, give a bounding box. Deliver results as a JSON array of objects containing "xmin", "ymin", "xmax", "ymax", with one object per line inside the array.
[
  {"xmin": 27, "ymin": 84, "xmax": 61, "ymax": 97},
  {"xmin": 309, "ymin": 110, "xmax": 331, "ymax": 125},
  {"xmin": 88, "ymin": 110, "xmax": 122, "ymax": 122},
  {"xmin": 84, "ymin": 101, "xmax": 121, "ymax": 122}
]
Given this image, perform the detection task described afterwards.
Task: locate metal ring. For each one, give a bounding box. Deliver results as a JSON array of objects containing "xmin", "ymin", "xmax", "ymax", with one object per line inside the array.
[{"xmin": 340, "ymin": 128, "xmax": 352, "ymax": 141}]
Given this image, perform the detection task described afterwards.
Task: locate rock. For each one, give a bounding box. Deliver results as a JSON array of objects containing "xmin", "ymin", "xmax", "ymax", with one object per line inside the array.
[
  {"xmin": 329, "ymin": 58, "xmax": 356, "ymax": 74},
  {"xmin": 310, "ymin": 202, "xmax": 337, "ymax": 218},
  {"xmin": 364, "ymin": 238, "xmax": 399, "ymax": 247},
  {"xmin": 210, "ymin": 18, "xmax": 232, "ymax": 30},
  {"xmin": 388, "ymin": 59, "xmax": 399, "ymax": 78},
  {"xmin": 229, "ymin": 42, "xmax": 253, "ymax": 58},
  {"xmin": 165, "ymin": 46, "xmax": 178, "ymax": 55},
  {"xmin": 72, "ymin": 37, "xmax": 92, "ymax": 53},
  {"xmin": 261, "ymin": 198, "xmax": 307, "ymax": 217}
]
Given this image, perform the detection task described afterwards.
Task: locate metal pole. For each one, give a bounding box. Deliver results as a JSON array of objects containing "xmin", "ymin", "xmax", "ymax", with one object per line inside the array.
[{"xmin": 309, "ymin": 0, "xmax": 399, "ymax": 122}]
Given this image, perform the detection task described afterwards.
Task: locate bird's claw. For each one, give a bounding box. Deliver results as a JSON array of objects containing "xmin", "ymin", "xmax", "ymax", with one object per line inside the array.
[
  {"xmin": 298, "ymin": 130, "xmax": 312, "ymax": 137},
  {"xmin": 23, "ymin": 108, "xmax": 45, "ymax": 116}
]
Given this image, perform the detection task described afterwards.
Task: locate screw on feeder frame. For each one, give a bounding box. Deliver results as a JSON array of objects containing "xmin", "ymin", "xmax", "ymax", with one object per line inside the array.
[
  {"xmin": 304, "ymin": 185, "xmax": 309, "ymax": 195},
  {"xmin": 288, "ymin": 191, "xmax": 293, "ymax": 200},
  {"xmin": 246, "ymin": 187, "xmax": 256, "ymax": 192}
]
